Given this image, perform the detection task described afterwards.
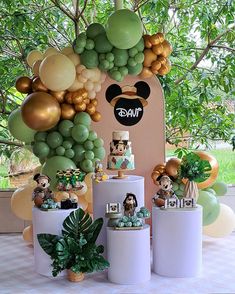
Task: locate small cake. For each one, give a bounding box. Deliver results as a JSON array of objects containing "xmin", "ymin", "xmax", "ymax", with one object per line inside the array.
[{"xmin": 107, "ymin": 131, "xmax": 135, "ymax": 170}]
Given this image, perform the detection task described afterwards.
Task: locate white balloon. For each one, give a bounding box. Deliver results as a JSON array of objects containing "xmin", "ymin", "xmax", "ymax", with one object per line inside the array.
[
  {"xmin": 76, "ymin": 64, "xmax": 86, "ymax": 74},
  {"xmin": 32, "ymin": 60, "xmax": 42, "ymax": 76},
  {"xmin": 68, "ymin": 78, "xmax": 84, "ymax": 91},
  {"xmin": 77, "ymin": 74, "xmax": 87, "ymax": 83},
  {"xmin": 81, "ymin": 69, "xmax": 92, "ymax": 79},
  {"xmin": 85, "ymin": 80, "xmax": 94, "ymax": 91},
  {"xmin": 61, "ymin": 46, "xmax": 74, "ymax": 56},
  {"xmin": 90, "ymin": 68, "xmax": 101, "ymax": 82},
  {"xmin": 93, "ymin": 82, "xmax": 101, "ymax": 93},
  {"xmin": 101, "ymin": 72, "xmax": 107, "ymax": 83},
  {"xmin": 43, "ymin": 47, "xmax": 59, "ymax": 58},
  {"xmin": 27, "ymin": 50, "xmax": 43, "ymax": 67},
  {"xmin": 67, "ymin": 53, "xmax": 80, "ymax": 66},
  {"xmin": 88, "ymin": 90, "xmax": 96, "ymax": 99}
]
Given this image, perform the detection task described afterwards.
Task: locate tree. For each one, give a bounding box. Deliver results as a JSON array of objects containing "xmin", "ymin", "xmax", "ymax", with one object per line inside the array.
[{"xmin": 0, "ymin": 0, "xmax": 234, "ymax": 160}]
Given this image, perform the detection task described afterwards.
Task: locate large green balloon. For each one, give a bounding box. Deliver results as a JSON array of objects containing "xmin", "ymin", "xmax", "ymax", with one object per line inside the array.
[
  {"xmin": 197, "ymin": 190, "xmax": 220, "ymax": 226},
  {"xmin": 93, "ymin": 146, "xmax": 105, "ymax": 160},
  {"xmin": 42, "ymin": 156, "xmax": 76, "ymax": 190},
  {"xmin": 8, "ymin": 109, "xmax": 36, "ymax": 143},
  {"xmin": 46, "ymin": 131, "xmax": 63, "ymax": 149},
  {"xmin": 34, "ymin": 132, "xmax": 47, "ymax": 142},
  {"xmin": 33, "ymin": 141, "xmax": 50, "ymax": 159},
  {"xmin": 86, "ymin": 23, "xmax": 105, "ymax": 40},
  {"xmin": 106, "ymin": 9, "xmax": 143, "ymax": 49},
  {"xmin": 58, "ymin": 120, "xmax": 74, "ymax": 137},
  {"xmin": 71, "ymin": 124, "xmax": 89, "ymax": 143},
  {"xmin": 211, "ymin": 181, "xmax": 228, "ymax": 196},
  {"xmin": 94, "ymin": 33, "xmax": 113, "ymax": 53},
  {"xmin": 74, "ymin": 112, "xmax": 91, "ymax": 126},
  {"xmin": 80, "ymin": 50, "xmax": 99, "ymax": 69}
]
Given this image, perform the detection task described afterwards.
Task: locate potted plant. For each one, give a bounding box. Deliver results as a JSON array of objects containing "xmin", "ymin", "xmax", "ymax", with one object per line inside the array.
[
  {"xmin": 37, "ymin": 208, "xmax": 109, "ymax": 282},
  {"xmin": 178, "ymin": 152, "xmax": 212, "ymax": 200}
]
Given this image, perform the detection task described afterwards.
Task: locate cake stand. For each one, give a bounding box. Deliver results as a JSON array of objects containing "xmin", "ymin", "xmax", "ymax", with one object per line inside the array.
[{"xmin": 108, "ymin": 169, "xmax": 134, "ymax": 179}]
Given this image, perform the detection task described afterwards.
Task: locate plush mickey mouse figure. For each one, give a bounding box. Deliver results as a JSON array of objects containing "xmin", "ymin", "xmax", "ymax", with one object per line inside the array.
[
  {"xmin": 32, "ymin": 173, "xmax": 54, "ymax": 207},
  {"xmin": 152, "ymin": 175, "xmax": 178, "ymax": 207},
  {"xmin": 123, "ymin": 193, "xmax": 138, "ymax": 216},
  {"xmin": 105, "ymin": 81, "xmax": 151, "ymax": 126}
]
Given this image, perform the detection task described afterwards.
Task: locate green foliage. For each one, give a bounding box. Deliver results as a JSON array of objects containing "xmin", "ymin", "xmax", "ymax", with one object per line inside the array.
[
  {"xmin": 37, "ymin": 208, "xmax": 109, "ymax": 277},
  {"xmin": 178, "ymin": 152, "xmax": 212, "ymax": 182}
]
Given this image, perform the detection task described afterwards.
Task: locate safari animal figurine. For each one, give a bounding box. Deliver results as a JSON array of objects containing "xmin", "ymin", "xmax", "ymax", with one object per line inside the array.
[
  {"xmin": 152, "ymin": 175, "xmax": 178, "ymax": 207},
  {"xmin": 93, "ymin": 161, "xmax": 108, "ymax": 183},
  {"xmin": 32, "ymin": 174, "xmax": 55, "ymax": 208},
  {"xmin": 123, "ymin": 193, "xmax": 138, "ymax": 216}
]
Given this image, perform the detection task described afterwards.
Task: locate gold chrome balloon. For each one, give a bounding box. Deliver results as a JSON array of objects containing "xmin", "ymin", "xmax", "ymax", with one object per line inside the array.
[
  {"xmin": 21, "ymin": 92, "xmax": 61, "ymax": 131},
  {"xmin": 149, "ymin": 34, "xmax": 161, "ymax": 45},
  {"xmin": 91, "ymin": 111, "xmax": 101, "ymax": 122},
  {"xmin": 61, "ymin": 103, "xmax": 76, "ymax": 120},
  {"xmin": 152, "ymin": 43, "xmax": 164, "ymax": 55},
  {"xmin": 91, "ymin": 98, "xmax": 98, "ymax": 106},
  {"xmin": 143, "ymin": 34, "xmax": 152, "ymax": 48},
  {"xmin": 143, "ymin": 49, "xmax": 157, "ymax": 67},
  {"xmin": 165, "ymin": 158, "xmax": 181, "ymax": 178},
  {"xmin": 74, "ymin": 102, "xmax": 87, "ymax": 112},
  {"xmin": 72, "ymin": 93, "xmax": 83, "ymax": 104},
  {"xmin": 50, "ymin": 90, "xmax": 66, "ymax": 103},
  {"xmin": 161, "ymin": 40, "xmax": 173, "ymax": 58},
  {"xmin": 32, "ymin": 77, "xmax": 48, "ymax": 92},
  {"xmin": 86, "ymin": 104, "xmax": 96, "ymax": 115},
  {"xmin": 139, "ymin": 67, "xmax": 153, "ymax": 79},
  {"xmin": 15, "ymin": 76, "xmax": 32, "ymax": 94}
]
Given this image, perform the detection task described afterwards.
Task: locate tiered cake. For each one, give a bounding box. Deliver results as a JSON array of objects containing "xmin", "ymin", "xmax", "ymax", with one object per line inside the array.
[{"xmin": 107, "ymin": 131, "xmax": 135, "ymax": 170}]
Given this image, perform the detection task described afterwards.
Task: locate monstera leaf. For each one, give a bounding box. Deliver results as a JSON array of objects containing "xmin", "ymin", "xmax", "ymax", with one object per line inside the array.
[{"xmin": 37, "ymin": 234, "xmax": 59, "ymax": 257}]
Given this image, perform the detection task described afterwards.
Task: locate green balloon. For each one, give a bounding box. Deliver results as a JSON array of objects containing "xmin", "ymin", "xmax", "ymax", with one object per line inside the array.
[
  {"xmin": 34, "ymin": 132, "xmax": 47, "ymax": 142},
  {"xmin": 80, "ymin": 159, "xmax": 94, "ymax": 173},
  {"xmin": 46, "ymin": 131, "xmax": 63, "ymax": 149},
  {"xmin": 73, "ymin": 144, "xmax": 85, "ymax": 163},
  {"xmin": 106, "ymin": 52, "xmax": 114, "ymax": 62},
  {"xmin": 94, "ymin": 33, "xmax": 113, "ymax": 53},
  {"xmin": 58, "ymin": 120, "xmax": 74, "ymax": 137},
  {"xmin": 134, "ymin": 37, "xmax": 145, "ymax": 52},
  {"xmin": 84, "ymin": 140, "xmax": 94, "ymax": 150},
  {"xmin": 85, "ymin": 39, "xmax": 95, "ymax": 50},
  {"xmin": 8, "ymin": 108, "xmax": 36, "ymax": 143},
  {"xmin": 33, "ymin": 141, "xmax": 50, "ymax": 158},
  {"xmin": 74, "ymin": 112, "xmax": 91, "ymax": 126},
  {"xmin": 88, "ymin": 130, "xmax": 98, "ymax": 141},
  {"xmin": 113, "ymin": 48, "xmax": 129, "ymax": 67},
  {"xmin": 42, "ymin": 156, "xmax": 76, "ymax": 190},
  {"xmin": 65, "ymin": 148, "xmax": 75, "ymax": 159},
  {"xmin": 106, "ymin": 9, "xmax": 143, "ymax": 49},
  {"xmin": 127, "ymin": 63, "xmax": 143, "ymax": 75},
  {"xmin": 204, "ymin": 188, "xmax": 216, "ymax": 195},
  {"xmin": 172, "ymin": 182, "xmax": 179, "ymax": 191},
  {"xmin": 71, "ymin": 125, "xmax": 89, "ymax": 143},
  {"xmin": 63, "ymin": 140, "xmax": 73, "ymax": 149},
  {"xmin": 86, "ymin": 23, "xmax": 105, "ymax": 40},
  {"xmin": 197, "ymin": 190, "xmax": 220, "ymax": 226},
  {"xmin": 119, "ymin": 66, "xmax": 128, "ymax": 76},
  {"xmin": 48, "ymin": 149, "xmax": 56, "ymax": 157},
  {"xmin": 94, "ymin": 138, "xmax": 104, "ymax": 147},
  {"xmin": 109, "ymin": 70, "xmax": 123, "ymax": 82},
  {"xmin": 128, "ymin": 48, "xmax": 138, "ymax": 57},
  {"xmin": 56, "ymin": 146, "xmax": 65, "ymax": 156},
  {"xmin": 80, "ymin": 49, "xmax": 99, "ymax": 69},
  {"xmin": 85, "ymin": 150, "xmax": 95, "ymax": 160},
  {"xmin": 93, "ymin": 146, "xmax": 105, "ymax": 160},
  {"xmin": 134, "ymin": 52, "xmax": 144, "ymax": 63},
  {"xmin": 211, "ymin": 181, "xmax": 228, "ymax": 196}
]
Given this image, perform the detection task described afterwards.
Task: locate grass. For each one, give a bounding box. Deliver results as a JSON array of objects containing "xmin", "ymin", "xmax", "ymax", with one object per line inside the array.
[{"xmin": 166, "ymin": 148, "xmax": 235, "ymax": 185}]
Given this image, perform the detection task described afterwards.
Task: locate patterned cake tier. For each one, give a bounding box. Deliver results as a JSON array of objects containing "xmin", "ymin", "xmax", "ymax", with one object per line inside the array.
[{"xmin": 107, "ymin": 155, "xmax": 135, "ymax": 170}]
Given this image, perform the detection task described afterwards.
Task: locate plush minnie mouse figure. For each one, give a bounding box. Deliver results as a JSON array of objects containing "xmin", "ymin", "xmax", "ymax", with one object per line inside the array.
[{"xmin": 32, "ymin": 173, "xmax": 54, "ymax": 207}]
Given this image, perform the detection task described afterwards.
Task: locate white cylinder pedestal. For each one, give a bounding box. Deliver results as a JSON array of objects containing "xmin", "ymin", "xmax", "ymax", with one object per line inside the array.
[
  {"xmin": 107, "ymin": 225, "xmax": 151, "ymax": 284},
  {"xmin": 152, "ymin": 206, "xmax": 202, "ymax": 278},
  {"xmin": 32, "ymin": 207, "xmax": 76, "ymax": 277},
  {"xmin": 93, "ymin": 175, "xmax": 144, "ymax": 251}
]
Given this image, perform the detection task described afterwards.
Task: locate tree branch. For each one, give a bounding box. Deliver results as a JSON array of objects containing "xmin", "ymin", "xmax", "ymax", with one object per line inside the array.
[
  {"xmin": 0, "ymin": 139, "xmax": 24, "ymax": 147},
  {"xmin": 50, "ymin": 0, "xmax": 75, "ymax": 22},
  {"xmin": 210, "ymin": 45, "xmax": 235, "ymax": 52}
]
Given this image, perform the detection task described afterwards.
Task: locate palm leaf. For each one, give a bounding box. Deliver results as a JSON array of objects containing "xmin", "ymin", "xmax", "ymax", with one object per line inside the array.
[{"xmin": 83, "ymin": 218, "xmax": 103, "ymax": 243}]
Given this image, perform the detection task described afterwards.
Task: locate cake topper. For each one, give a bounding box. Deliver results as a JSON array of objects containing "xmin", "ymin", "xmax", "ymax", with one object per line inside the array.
[{"xmin": 93, "ymin": 160, "xmax": 108, "ymax": 183}]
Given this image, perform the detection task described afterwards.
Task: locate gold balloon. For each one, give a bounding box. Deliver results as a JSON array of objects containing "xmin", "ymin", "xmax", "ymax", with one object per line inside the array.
[
  {"xmin": 91, "ymin": 98, "xmax": 98, "ymax": 106},
  {"xmin": 21, "ymin": 92, "xmax": 61, "ymax": 131},
  {"xmin": 143, "ymin": 34, "xmax": 152, "ymax": 48},
  {"xmin": 139, "ymin": 67, "xmax": 153, "ymax": 79},
  {"xmin": 157, "ymin": 56, "xmax": 167, "ymax": 65},
  {"xmin": 151, "ymin": 60, "xmax": 162, "ymax": 74},
  {"xmin": 156, "ymin": 32, "xmax": 165, "ymax": 43},
  {"xmin": 84, "ymin": 98, "xmax": 90, "ymax": 105},
  {"xmin": 15, "ymin": 76, "xmax": 32, "ymax": 94},
  {"xmin": 143, "ymin": 49, "xmax": 157, "ymax": 67},
  {"xmin": 67, "ymin": 53, "xmax": 81, "ymax": 66},
  {"xmin": 75, "ymin": 102, "xmax": 86, "ymax": 112},
  {"xmin": 165, "ymin": 158, "xmax": 181, "ymax": 178},
  {"xmin": 78, "ymin": 88, "xmax": 88, "ymax": 99},
  {"xmin": 158, "ymin": 64, "xmax": 170, "ymax": 76},
  {"xmin": 152, "ymin": 43, "xmax": 164, "ymax": 55},
  {"xmin": 72, "ymin": 93, "xmax": 83, "ymax": 104},
  {"xmin": 50, "ymin": 90, "xmax": 66, "ymax": 103},
  {"xmin": 161, "ymin": 40, "xmax": 173, "ymax": 58},
  {"xmin": 149, "ymin": 34, "xmax": 161, "ymax": 45},
  {"xmin": 87, "ymin": 202, "xmax": 93, "ymax": 214},
  {"xmin": 151, "ymin": 163, "xmax": 166, "ymax": 185},
  {"xmin": 151, "ymin": 170, "xmax": 161, "ymax": 184},
  {"xmin": 77, "ymin": 195, "xmax": 88, "ymax": 211},
  {"xmin": 22, "ymin": 225, "xmax": 33, "ymax": 243},
  {"xmin": 11, "ymin": 184, "xmax": 35, "ymax": 220},
  {"xmin": 61, "ymin": 103, "xmax": 76, "ymax": 120},
  {"xmin": 91, "ymin": 111, "xmax": 101, "ymax": 122},
  {"xmin": 65, "ymin": 92, "xmax": 73, "ymax": 104},
  {"xmin": 32, "ymin": 77, "xmax": 48, "ymax": 92},
  {"xmin": 86, "ymin": 104, "xmax": 96, "ymax": 115}
]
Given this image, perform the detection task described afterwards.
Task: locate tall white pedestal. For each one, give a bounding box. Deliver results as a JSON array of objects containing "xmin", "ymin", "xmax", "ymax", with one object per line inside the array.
[
  {"xmin": 32, "ymin": 207, "xmax": 76, "ymax": 277},
  {"xmin": 107, "ymin": 225, "xmax": 151, "ymax": 284},
  {"xmin": 152, "ymin": 206, "xmax": 202, "ymax": 278},
  {"xmin": 93, "ymin": 175, "xmax": 144, "ymax": 251}
]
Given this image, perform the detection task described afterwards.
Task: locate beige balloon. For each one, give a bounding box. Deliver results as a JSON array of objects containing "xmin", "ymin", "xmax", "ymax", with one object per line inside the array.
[
  {"xmin": 43, "ymin": 47, "xmax": 59, "ymax": 58},
  {"xmin": 39, "ymin": 53, "xmax": 76, "ymax": 91},
  {"xmin": 84, "ymin": 173, "xmax": 93, "ymax": 203},
  {"xmin": 67, "ymin": 53, "xmax": 80, "ymax": 66},
  {"xmin": 77, "ymin": 195, "xmax": 88, "ymax": 210},
  {"xmin": 54, "ymin": 191, "xmax": 70, "ymax": 202},
  {"xmin": 61, "ymin": 46, "xmax": 74, "ymax": 56},
  {"xmin": 86, "ymin": 202, "xmax": 93, "ymax": 214},
  {"xmin": 32, "ymin": 60, "xmax": 42, "ymax": 76},
  {"xmin": 22, "ymin": 225, "xmax": 33, "ymax": 243},
  {"xmin": 68, "ymin": 78, "xmax": 84, "ymax": 92},
  {"xmin": 11, "ymin": 184, "xmax": 36, "ymax": 220},
  {"xmin": 69, "ymin": 193, "xmax": 78, "ymax": 202},
  {"xmin": 203, "ymin": 204, "xmax": 235, "ymax": 238},
  {"xmin": 70, "ymin": 181, "xmax": 87, "ymax": 196},
  {"xmin": 27, "ymin": 50, "xmax": 43, "ymax": 67}
]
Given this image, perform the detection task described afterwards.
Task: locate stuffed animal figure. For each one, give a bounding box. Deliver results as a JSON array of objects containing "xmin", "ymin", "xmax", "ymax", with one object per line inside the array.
[
  {"xmin": 152, "ymin": 175, "xmax": 178, "ymax": 207},
  {"xmin": 93, "ymin": 161, "xmax": 108, "ymax": 183},
  {"xmin": 32, "ymin": 173, "xmax": 54, "ymax": 207},
  {"xmin": 123, "ymin": 193, "xmax": 138, "ymax": 216}
]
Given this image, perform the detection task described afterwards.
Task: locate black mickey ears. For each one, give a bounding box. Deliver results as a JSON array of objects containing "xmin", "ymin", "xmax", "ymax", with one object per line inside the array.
[
  {"xmin": 105, "ymin": 84, "xmax": 122, "ymax": 103},
  {"xmin": 134, "ymin": 81, "xmax": 151, "ymax": 100}
]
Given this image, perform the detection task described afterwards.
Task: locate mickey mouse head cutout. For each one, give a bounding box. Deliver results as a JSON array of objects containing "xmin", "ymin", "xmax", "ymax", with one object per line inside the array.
[{"xmin": 105, "ymin": 81, "xmax": 151, "ymax": 126}]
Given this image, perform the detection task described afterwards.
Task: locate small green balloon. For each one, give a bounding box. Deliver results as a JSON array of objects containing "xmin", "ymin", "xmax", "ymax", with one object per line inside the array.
[
  {"xmin": 134, "ymin": 52, "xmax": 144, "ymax": 63},
  {"xmin": 56, "ymin": 146, "xmax": 65, "ymax": 156},
  {"xmin": 179, "ymin": 183, "xmax": 185, "ymax": 191},
  {"xmin": 128, "ymin": 57, "xmax": 137, "ymax": 67},
  {"xmin": 88, "ymin": 130, "xmax": 97, "ymax": 141},
  {"xmin": 73, "ymin": 144, "xmax": 85, "ymax": 163},
  {"xmin": 58, "ymin": 120, "xmax": 74, "ymax": 137},
  {"xmin": 93, "ymin": 146, "xmax": 105, "ymax": 160},
  {"xmin": 65, "ymin": 148, "xmax": 75, "ymax": 159},
  {"xmin": 86, "ymin": 23, "xmax": 105, "ymax": 40},
  {"xmin": 109, "ymin": 70, "xmax": 123, "ymax": 82},
  {"xmin": 74, "ymin": 112, "xmax": 91, "ymax": 126},
  {"xmin": 8, "ymin": 108, "xmax": 36, "ymax": 143},
  {"xmin": 128, "ymin": 48, "xmax": 138, "ymax": 57},
  {"xmin": 80, "ymin": 49, "xmax": 99, "ymax": 69},
  {"xmin": 62, "ymin": 140, "xmax": 73, "ymax": 149},
  {"xmin": 42, "ymin": 156, "xmax": 76, "ymax": 190},
  {"xmin": 119, "ymin": 66, "xmax": 128, "ymax": 76},
  {"xmin": 211, "ymin": 182, "xmax": 228, "ymax": 196},
  {"xmin": 34, "ymin": 132, "xmax": 47, "ymax": 142},
  {"xmin": 72, "ymin": 124, "xmax": 89, "ymax": 143},
  {"xmin": 85, "ymin": 39, "xmax": 95, "ymax": 50},
  {"xmin": 100, "ymin": 59, "xmax": 110, "ymax": 70},
  {"xmin": 33, "ymin": 141, "xmax": 50, "ymax": 159},
  {"xmin": 48, "ymin": 149, "xmax": 56, "ymax": 157},
  {"xmin": 94, "ymin": 33, "xmax": 113, "ymax": 53},
  {"xmin": 197, "ymin": 190, "xmax": 220, "ymax": 226},
  {"xmin": 80, "ymin": 159, "xmax": 94, "ymax": 173},
  {"xmin": 85, "ymin": 150, "xmax": 95, "ymax": 160},
  {"xmin": 46, "ymin": 131, "xmax": 63, "ymax": 149},
  {"xmin": 94, "ymin": 138, "xmax": 104, "ymax": 147},
  {"xmin": 77, "ymin": 32, "xmax": 87, "ymax": 42},
  {"xmin": 113, "ymin": 48, "xmax": 129, "ymax": 67},
  {"xmin": 127, "ymin": 63, "xmax": 142, "ymax": 75},
  {"xmin": 99, "ymin": 53, "xmax": 106, "ymax": 61},
  {"xmin": 134, "ymin": 37, "xmax": 145, "ymax": 52},
  {"xmin": 106, "ymin": 52, "xmax": 114, "ymax": 62},
  {"xmin": 84, "ymin": 140, "xmax": 94, "ymax": 150}
]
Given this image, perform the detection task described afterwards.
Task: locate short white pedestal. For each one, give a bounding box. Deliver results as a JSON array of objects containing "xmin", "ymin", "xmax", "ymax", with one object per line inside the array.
[
  {"xmin": 32, "ymin": 207, "xmax": 76, "ymax": 277},
  {"xmin": 107, "ymin": 225, "xmax": 151, "ymax": 285},
  {"xmin": 152, "ymin": 206, "xmax": 202, "ymax": 278},
  {"xmin": 93, "ymin": 175, "xmax": 144, "ymax": 251}
]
